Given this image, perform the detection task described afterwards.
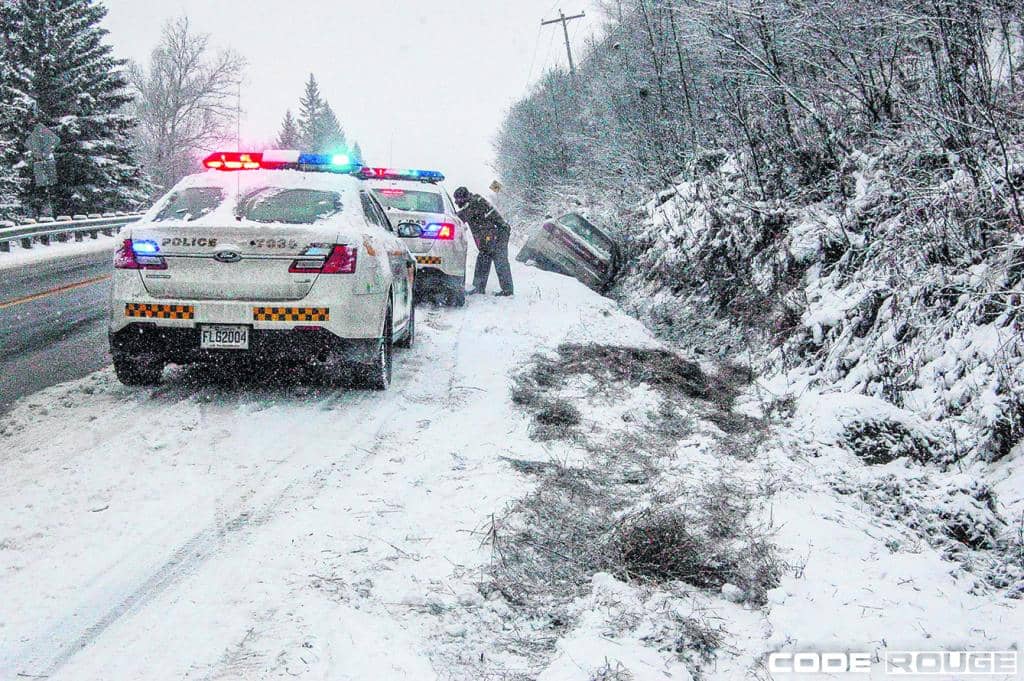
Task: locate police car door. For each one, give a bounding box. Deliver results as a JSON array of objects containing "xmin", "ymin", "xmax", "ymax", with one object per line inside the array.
[{"xmin": 361, "ymin": 191, "xmax": 413, "ymax": 326}]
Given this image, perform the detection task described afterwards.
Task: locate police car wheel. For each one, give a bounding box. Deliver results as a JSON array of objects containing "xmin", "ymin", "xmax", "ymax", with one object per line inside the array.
[
  {"xmin": 112, "ymin": 351, "xmax": 163, "ymax": 386},
  {"xmin": 395, "ymin": 304, "xmax": 415, "ymax": 349},
  {"xmin": 363, "ymin": 305, "xmax": 393, "ymax": 391},
  {"xmin": 445, "ymin": 290, "xmax": 466, "ymax": 307}
]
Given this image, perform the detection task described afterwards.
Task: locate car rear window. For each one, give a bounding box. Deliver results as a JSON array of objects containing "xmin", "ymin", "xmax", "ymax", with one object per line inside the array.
[
  {"xmin": 236, "ymin": 188, "xmax": 343, "ymax": 224},
  {"xmin": 558, "ymin": 213, "xmax": 615, "ymax": 257},
  {"xmin": 372, "ymin": 188, "xmax": 444, "ymax": 214},
  {"xmin": 153, "ymin": 187, "xmax": 225, "ymax": 222}
]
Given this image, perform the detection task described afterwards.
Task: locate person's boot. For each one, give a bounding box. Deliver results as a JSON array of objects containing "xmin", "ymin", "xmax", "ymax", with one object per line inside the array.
[
  {"xmin": 493, "ymin": 290, "xmax": 514, "ymax": 297},
  {"xmin": 466, "ymin": 287, "xmax": 485, "ymax": 296}
]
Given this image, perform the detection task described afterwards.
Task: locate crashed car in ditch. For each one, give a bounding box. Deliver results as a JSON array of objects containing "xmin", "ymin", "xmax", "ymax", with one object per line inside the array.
[{"xmin": 516, "ymin": 212, "xmax": 621, "ymax": 292}]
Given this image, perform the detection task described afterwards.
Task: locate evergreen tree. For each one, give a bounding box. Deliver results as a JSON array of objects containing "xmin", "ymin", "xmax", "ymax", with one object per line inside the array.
[
  {"xmin": 0, "ymin": 1, "xmax": 28, "ymax": 219},
  {"xmin": 296, "ymin": 74, "xmax": 348, "ymax": 153},
  {"xmin": 297, "ymin": 74, "xmax": 326, "ymax": 151},
  {"xmin": 276, "ymin": 109, "xmax": 300, "ymax": 148},
  {"xmin": 351, "ymin": 141, "xmax": 364, "ymax": 165},
  {"xmin": 318, "ymin": 103, "xmax": 347, "ymax": 153},
  {"xmin": 8, "ymin": 0, "xmax": 143, "ymax": 215}
]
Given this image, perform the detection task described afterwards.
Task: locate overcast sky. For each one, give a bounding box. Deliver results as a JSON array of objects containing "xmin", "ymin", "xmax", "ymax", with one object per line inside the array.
[{"xmin": 101, "ymin": 0, "xmax": 602, "ymax": 193}]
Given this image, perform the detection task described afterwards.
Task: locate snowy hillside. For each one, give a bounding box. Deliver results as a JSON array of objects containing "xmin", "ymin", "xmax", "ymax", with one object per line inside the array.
[{"xmin": 613, "ymin": 139, "xmax": 1024, "ymax": 602}]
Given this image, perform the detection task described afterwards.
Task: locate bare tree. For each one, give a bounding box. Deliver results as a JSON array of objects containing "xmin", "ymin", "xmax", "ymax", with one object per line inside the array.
[{"xmin": 129, "ymin": 17, "xmax": 246, "ymax": 195}]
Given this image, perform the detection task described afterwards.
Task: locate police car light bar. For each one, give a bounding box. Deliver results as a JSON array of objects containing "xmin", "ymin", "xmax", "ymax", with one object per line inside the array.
[
  {"xmin": 203, "ymin": 152, "xmax": 262, "ymax": 170},
  {"xmin": 358, "ymin": 167, "xmax": 445, "ymax": 182},
  {"xmin": 202, "ymin": 150, "xmax": 365, "ymax": 173}
]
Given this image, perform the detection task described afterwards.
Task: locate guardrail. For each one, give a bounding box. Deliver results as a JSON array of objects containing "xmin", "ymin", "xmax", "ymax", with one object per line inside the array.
[{"xmin": 0, "ymin": 213, "xmax": 143, "ymax": 253}]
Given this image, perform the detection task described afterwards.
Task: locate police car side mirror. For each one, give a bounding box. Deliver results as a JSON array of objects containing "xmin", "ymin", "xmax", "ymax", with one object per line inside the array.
[{"xmin": 396, "ymin": 222, "xmax": 422, "ymax": 238}]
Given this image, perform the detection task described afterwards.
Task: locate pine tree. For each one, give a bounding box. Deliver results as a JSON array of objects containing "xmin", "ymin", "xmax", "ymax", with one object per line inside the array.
[
  {"xmin": 298, "ymin": 74, "xmax": 326, "ymax": 151},
  {"xmin": 276, "ymin": 109, "xmax": 300, "ymax": 148},
  {"xmin": 318, "ymin": 103, "xmax": 347, "ymax": 153},
  {"xmin": 351, "ymin": 141, "xmax": 364, "ymax": 165},
  {"xmin": 0, "ymin": 1, "xmax": 28, "ymax": 219},
  {"xmin": 296, "ymin": 74, "xmax": 348, "ymax": 153},
  {"xmin": 8, "ymin": 0, "xmax": 144, "ymax": 215}
]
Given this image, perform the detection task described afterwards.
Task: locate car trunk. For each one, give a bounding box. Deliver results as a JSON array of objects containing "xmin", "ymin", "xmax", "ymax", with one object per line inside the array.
[{"xmin": 132, "ymin": 224, "xmax": 334, "ymax": 301}]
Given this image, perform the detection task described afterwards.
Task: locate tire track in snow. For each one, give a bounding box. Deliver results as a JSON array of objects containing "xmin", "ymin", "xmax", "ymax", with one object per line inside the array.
[{"xmin": 2, "ymin": 386, "xmax": 404, "ymax": 679}]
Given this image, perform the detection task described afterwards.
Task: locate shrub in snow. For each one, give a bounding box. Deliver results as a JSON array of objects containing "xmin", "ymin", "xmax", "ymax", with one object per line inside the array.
[
  {"xmin": 842, "ymin": 418, "xmax": 942, "ymax": 465},
  {"xmin": 615, "ymin": 497, "xmax": 779, "ymax": 606},
  {"xmin": 848, "ymin": 472, "xmax": 1023, "ymax": 593}
]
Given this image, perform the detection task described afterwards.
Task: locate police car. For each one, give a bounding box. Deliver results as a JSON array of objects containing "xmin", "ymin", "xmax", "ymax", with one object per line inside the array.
[
  {"xmin": 360, "ymin": 168, "xmax": 468, "ymax": 306},
  {"xmin": 108, "ymin": 150, "xmax": 417, "ymax": 390}
]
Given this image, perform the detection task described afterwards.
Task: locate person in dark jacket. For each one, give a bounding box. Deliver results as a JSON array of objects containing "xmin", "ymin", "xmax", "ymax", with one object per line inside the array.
[{"xmin": 453, "ymin": 186, "xmax": 514, "ymax": 297}]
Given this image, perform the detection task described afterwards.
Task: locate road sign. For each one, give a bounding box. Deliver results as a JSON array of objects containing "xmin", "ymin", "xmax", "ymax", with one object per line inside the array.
[
  {"xmin": 27, "ymin": 124, "xmax": 59, "ymax": 156},
  {"xmin": 27, "ymin": 124, "xmax": 59, "ymax": 188},
  {"xmin": 489, "ymin": 180, "xmax": 503, "ymax": 194},
  {"xmin": 33, "ymin": 159, "xmax": 57, "ymax": 187}
]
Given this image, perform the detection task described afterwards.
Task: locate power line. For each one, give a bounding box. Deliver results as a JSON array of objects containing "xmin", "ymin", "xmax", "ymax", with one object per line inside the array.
[
  {"xmin": 525, "ymin": 24, "xmax": 543, "ymax": 88},
  {"xmin": 541, "ymin": 9, "xmax": 586, "ymax": 74}
]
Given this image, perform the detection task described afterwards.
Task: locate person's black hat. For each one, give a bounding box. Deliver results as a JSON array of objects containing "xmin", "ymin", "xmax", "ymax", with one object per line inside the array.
[{"xmin": 453, "ymin": 186, "xmax": 470, "ymax": 204}]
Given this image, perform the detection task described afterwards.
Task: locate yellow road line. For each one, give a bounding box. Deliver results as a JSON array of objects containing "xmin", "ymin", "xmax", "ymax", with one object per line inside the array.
[{"xmin": 0, "ymin": 273, "xmax": 111, "ymax": 310}]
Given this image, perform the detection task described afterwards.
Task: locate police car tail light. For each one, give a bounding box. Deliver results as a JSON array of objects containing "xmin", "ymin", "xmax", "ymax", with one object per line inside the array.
[
  {"xmin": 290, "ymin": 245, "xmax": 357, "ymax": 274},
  {"xmin": 203, "ymin": 152, "xmax": 262, "ymax": 171},
  {"xmin": 358, "ymin": 167, "xmax": 445, "ymax": 182},
  {"xmin": 321, "ymin": 244, "xmax": 358, "ymax": 273},
  {"xmin": 422, "ymin": 222, "xmax": 456, "ymax": 240},
  {"xmin": 115, "ymin": 239, "xmax": 167, "ymax": 270}
]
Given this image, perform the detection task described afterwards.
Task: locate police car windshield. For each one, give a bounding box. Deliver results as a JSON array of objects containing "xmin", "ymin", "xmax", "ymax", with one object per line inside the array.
[
  {"xmin": 372, "ymin": 188, "xmax": 444, "ymax": 214},
  {"xmin": 236, "ymin": 187, "xmax": 343, "ymax": 224},
  {"xmin": 153, "ymin": 187, "xmax": 225, "ymax": 222}
]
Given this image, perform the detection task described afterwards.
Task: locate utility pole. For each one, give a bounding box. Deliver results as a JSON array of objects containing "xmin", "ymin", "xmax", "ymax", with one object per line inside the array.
[{"xmin": 541, "ymin": 9, "xmax": 585, "ymax": 74}]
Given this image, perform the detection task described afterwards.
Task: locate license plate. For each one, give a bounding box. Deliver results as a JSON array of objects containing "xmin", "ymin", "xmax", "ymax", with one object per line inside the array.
[{"xmin": 200, "ymin": 325, "xmax": 249, "ymax": 350}]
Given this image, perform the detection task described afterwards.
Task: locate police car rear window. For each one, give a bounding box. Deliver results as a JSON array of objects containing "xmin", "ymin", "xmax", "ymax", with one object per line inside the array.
[
  {"xmin": 372, "ymin": 189, "xmax": 444, "ymax": 214},
  {"xmin": 153, "ymin": 187, "xmax": 225, "ymax": 222},
  {"xmin": 236, "ymin": 188, "xmax": 343, "ymax": 224}
]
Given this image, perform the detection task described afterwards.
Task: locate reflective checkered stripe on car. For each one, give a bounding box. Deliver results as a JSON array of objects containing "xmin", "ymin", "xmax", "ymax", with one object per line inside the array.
[
  {"xmin": 125, "ymin": 303, "xmax": 195, "ymax": 320},
  {"xmin": 253, "ymin": 307, "xmax": 330, "ymax": 322},
  {"xmin": 415, "ymin": 256, "xmax": 442, "ymax": 265}
]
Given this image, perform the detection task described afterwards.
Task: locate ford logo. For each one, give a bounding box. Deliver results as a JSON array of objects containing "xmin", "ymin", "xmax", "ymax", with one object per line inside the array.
[{"xmin": 214, "ymin": 250, "xmax": 241, "ymax": 264}]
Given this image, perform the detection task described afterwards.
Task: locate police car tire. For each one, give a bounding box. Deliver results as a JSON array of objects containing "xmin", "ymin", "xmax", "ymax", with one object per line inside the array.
[
  {"xmin": 395, "ymin": 304, "xmax": 415, "ymax": 349},
  {"xmin": 448, "ymin": 290, "xmax": 466, "ymax": 308},
  {"xmin": 363, "ymin": 305, "xmax": 394, "ymax": 391},
  {"xmin": 113, "ymin": 352, "xmax": 163, "ymax": 386}
]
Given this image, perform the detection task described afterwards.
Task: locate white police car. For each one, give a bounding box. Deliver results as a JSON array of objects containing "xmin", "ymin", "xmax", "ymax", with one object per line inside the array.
[
  {"xmin": 108, "ymin": 150, "xmax": 416, "ymax": 390},
  {"xmin": 360, "ymin": 168, "xmax": 468, "ymax": 306}
]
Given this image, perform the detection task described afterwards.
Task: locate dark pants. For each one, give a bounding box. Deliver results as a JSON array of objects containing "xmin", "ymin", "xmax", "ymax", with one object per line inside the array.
[{"xmin": 473, "ymin": 234, "xmax": 514, "ymax": 294}]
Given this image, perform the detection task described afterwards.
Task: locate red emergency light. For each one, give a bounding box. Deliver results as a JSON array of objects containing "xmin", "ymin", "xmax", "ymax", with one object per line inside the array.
[{"xmin": 203, "ymin": 152, "xmax": 263, "ymax": 170}]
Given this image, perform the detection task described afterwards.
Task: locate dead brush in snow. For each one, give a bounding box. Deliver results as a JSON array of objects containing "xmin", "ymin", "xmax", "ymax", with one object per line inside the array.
[
  {"xmin": 589, "ymin": 661, "xmax": 634, "ymax": 681},
  {"xmin": 842, "ymin": 417, "xmax": 947, "ymax": 465},
  {"xmin": 834, "ymin": 471, "xmax": 1024, "ymax": 595},
  {"xmin": 614, "ymin": 488, "xmax": 781, "ymax": 605},
  {"xmin": 515, "ymin": 343, "xmax": 723, "ymax": 405},
  {"xmin": 486, "ymin": 463, "xmax": 625, "ymax": 612}
]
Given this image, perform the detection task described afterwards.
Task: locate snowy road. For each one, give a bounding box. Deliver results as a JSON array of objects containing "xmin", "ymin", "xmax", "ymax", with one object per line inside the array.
[
  {"xmin": 0, "ymin": 262, "xmax": 653, "ymax": 680},
  {"xmin": 0, "ymin": 248, "xmax": 114, "ymax": 413}
]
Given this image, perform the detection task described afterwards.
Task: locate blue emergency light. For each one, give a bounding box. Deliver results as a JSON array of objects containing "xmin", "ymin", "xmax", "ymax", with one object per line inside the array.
[{"xmin": 358, "ymin": 167, "xmax": 446, "ymax": 182}]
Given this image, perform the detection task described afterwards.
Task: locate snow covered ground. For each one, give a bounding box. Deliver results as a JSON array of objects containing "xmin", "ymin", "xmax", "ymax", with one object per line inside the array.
[{"xmin": 0, "ymin": 258, "xmax": 1020, "ymax": 680}]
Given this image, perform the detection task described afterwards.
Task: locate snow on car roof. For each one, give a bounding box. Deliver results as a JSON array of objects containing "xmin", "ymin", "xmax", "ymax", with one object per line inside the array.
[
  {"xmin": 139, "ymin": 169, "xmax": 363, "ymax": 227},
  {"xmin": 363, "ymin": 177, "xmax": 446, "ymax": 195}
]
